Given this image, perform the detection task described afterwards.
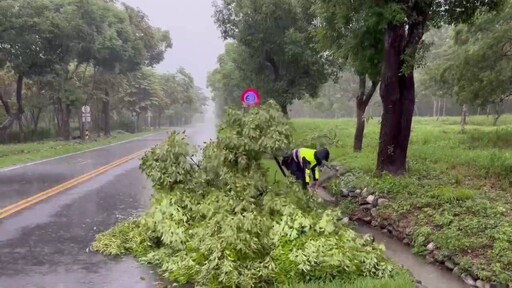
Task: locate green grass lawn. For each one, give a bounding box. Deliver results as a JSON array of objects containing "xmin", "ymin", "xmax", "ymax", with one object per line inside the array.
[
  {"xmin": 265, "ymin": 115, "xmax": 512, "ymax": 284},
  {"xmin": 0, "ymin": 129, "xmax": 167, "ymax": 169}
]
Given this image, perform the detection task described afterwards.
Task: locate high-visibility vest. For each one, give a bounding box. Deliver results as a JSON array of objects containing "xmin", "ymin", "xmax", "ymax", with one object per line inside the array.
[
  {"xmin": 297, "ymin": 148, "xmax": 320, "ymax": 183},
  {"xmin": 298, "ymin": 148, "xmax": 316, "ymax": 166}
]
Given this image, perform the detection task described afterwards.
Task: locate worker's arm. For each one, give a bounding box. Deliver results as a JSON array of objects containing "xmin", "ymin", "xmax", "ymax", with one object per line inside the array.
[
  {"xmin": 311, "ymin": 160, "xmax": 324, "ymax": 188},
  {"xmin": 302, "ymin": 157, "xmax": 313, "ymax": 184},
  {"xmin": 310, "ymin": 164, "xmax": 319, "ymax": 182}
]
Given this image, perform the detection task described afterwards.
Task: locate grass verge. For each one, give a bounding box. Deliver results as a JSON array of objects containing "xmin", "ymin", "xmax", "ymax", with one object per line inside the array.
[
  {"xmin": 0, "ymin": 129, "xmax": 167, "ymax": 169},
  {"xmin": 265, "ymin": 115, "xmax": 512, "ymax": 285}
]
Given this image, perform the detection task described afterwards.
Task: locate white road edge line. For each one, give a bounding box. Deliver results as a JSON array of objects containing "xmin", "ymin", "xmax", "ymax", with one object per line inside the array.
[{"xmin": 0, "ymin": 129, "xmax": 181, "ymax": 173}]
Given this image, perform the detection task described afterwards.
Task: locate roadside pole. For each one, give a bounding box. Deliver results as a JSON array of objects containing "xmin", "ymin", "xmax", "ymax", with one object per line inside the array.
[{"xmin": 81, "ymin": 105, "xmax": 91, "ymax": 140}]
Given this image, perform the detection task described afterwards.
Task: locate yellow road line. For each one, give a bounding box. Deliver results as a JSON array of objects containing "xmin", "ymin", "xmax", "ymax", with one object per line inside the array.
[{"xmin": 0, "ymin": 149, "xmax": 148, "ymax": 220}]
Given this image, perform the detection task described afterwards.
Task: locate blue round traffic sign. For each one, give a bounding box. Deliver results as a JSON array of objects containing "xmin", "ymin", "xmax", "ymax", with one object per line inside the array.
[
  {"xmin": 244, "ymin": 92, "xmax": 257, "ymax": 104},
  {"xmin": 241, "ymin": 89, "xmax": 260, "ymax": 107}
]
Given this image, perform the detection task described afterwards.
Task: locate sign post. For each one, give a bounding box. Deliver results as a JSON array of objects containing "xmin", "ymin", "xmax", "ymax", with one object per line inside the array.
[
  {"xmin": 240, "ymin": 89, "xmax": 261, "ymax": 108},
  {"xmin": 81, "ymin": 105, "xmax": 91, "ymax": 140}
]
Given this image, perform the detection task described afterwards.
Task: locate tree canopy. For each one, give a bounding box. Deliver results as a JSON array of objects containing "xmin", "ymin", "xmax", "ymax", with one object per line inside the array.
[
  {"xmin": 0, "ymin": 0, "xmax": 203, "ymax": 143},
  {"xmin": 212, "ymin": 0, "xmax": 331, "ymax": 115}
]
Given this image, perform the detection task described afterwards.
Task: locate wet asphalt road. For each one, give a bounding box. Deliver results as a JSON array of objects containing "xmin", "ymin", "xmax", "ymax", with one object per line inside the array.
[
  {"xmin": 0, "ymin": 132, "xmax": 169, "ymax": 209},
  {"xmin": 0, "ymin": 125, "xmax": 215, "ymax": 288}
]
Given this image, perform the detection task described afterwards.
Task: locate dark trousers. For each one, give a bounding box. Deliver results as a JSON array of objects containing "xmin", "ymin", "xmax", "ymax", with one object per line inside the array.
[{"xmin": 281, "ymin": 154, "xmax": 307, "ymax": 189}]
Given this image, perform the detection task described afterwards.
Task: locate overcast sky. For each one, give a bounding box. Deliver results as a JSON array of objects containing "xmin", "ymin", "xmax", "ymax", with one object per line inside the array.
[{"xmin": 121, "ymin": 0, "xmax": 225, "ymax": 95}]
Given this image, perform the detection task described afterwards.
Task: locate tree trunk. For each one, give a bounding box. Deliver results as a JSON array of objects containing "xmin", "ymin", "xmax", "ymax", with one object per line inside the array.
[
  {"xmin": 94, "ymin": 104, "xmax": 101, "ymax": 137},
  {"xmin": 493, "ymin": 113, "xmax": 500, "ymax": 126},
  {"xmin": 47, "ymin": 109, "xmax": 52, "ymax": 133},
  {"xmin": 442, "ymin": 98, "xmax": 446, "ymax": 117},
  {"xmin": 436, "ymin": 98, "xmax": 441, "ymax": 120},
  {"xmin": 102, "ymin": 89, "xmax": 111, "ymax": 136},
  {"xmin": 433, "ymin": 98, "xmax": 437, "ymax": 117},
  {"xmin": 460, "ymin": 104, "xmax": 467, "ymax": 133},
  {"xmin": 353, "ymin": 75, "xmax": 378, "ymax": 152},
  {"xmin": 486, "ymin": 105, "xmax": 490, "ymax": 117},
  {"xmin": 79, "ymin": 109, "xmax": 84, "ymax": 139},
  {"xmin": 0, "ymin": 91, "xmax": 11, "ymax": 116},
  {"xmin": 0, "ymin": 91, "xmax": 15, "ymax": 140},
  {"xmin": 35, "ymin": 109, "xmax": 41, "ymax": 132},
  {"xmin": 135, "ymin": 113, "xmax": 140, "ymax": 132},
  {"xmin": 477, "ymin": 107, "xmax": 481, "ymax": 116},
  {"xmin": 57, "ymin": 96, "xmax": 71, "ymax": 141},
  {"xmin": 493, "ymin": 102, "xmax": 502, "ymax": 126},
  {"xmin": 60, "ymin": 103, "xmax": 71, "ymax": 140},
  {"xmin": 354, "ymin": 104, "xmax": 366, "ymax": 152},
  {"xmin": 15, "ymin": 74, "xmax": 24, "ymax": 142},
  {"xmin": 354, "ymin": 75, "xmax": 367, "ymax": 152},
  {"xmin": 376, "ymin": 3, "xmax": 429, "ymax": 176},
  {"xmin": 54, "ymin": 105, "xmax": 62, "ymax": 136},
  {"xmin": 30, "ymin": 108, "xmax": 42, "ymax": 135},
  {"xmin": 157, "ymin": 111, "xmax": 162, "ymax": 128},
  {"xmin": 376, "ymin": 24, "xmax": 415, "ymax": 175},
  {"xmin": 278, "ymin": 102, "xmax": 288, "ymax": 117}
]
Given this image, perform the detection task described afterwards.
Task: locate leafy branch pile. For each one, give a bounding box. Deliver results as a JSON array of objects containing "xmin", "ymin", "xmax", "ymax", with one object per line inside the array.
[{"xmin": 92, "ymin": 102, "xmax": 398, "ymax": 287}]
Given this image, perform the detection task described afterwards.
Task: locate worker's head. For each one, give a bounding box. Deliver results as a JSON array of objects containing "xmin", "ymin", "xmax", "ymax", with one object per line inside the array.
[{"xmin": 314, "ymin": 147, "xmax": 330, "ymax": 165}]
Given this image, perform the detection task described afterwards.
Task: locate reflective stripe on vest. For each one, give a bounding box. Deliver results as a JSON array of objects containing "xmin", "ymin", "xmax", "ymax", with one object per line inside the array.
[{"xmin": 292, "ymin": 149, "xmax": 301, "ymax": 167}]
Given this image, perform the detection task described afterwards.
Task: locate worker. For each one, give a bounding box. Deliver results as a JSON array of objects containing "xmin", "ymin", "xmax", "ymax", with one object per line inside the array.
[{"xmin": 281, "ymin": 147, "xmax": 330, "ymax": 190}]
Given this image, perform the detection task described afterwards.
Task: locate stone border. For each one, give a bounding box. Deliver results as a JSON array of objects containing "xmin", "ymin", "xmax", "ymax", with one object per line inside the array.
[
  {"xmin": 340, "ymin": 216, "xmax": 427, "ymax": 288},
  {"xmin": 339, "ymin": 188, "xmax": 510, "ymax": 288}
]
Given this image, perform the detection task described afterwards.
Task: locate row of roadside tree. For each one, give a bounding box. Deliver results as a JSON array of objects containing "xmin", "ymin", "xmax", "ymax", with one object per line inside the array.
[{"xmin": 0, "ymin": 0, "xmax": 206, "ymax": 143}]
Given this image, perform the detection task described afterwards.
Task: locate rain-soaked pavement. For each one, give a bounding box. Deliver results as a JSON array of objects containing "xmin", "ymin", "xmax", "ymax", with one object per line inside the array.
[{"xmin": 0, "ymin": 125, "xmax": 216, "ymax": 288}]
